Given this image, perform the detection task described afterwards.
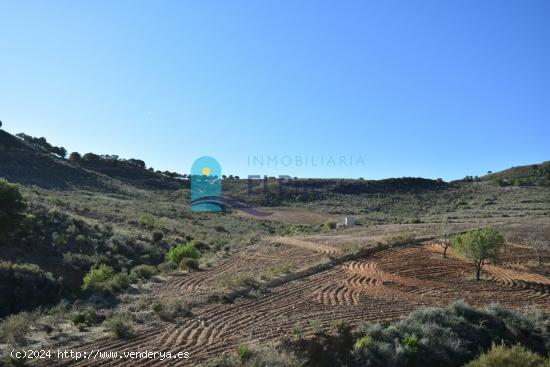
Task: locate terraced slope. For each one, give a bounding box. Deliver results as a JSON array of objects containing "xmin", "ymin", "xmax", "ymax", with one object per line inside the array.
[
  {"xmin": 153, "ymin": 240, "xmax": 325, "ymax": 303},
  {"xmin": 44, "ymin": 234, "xmax": 550, "ymax": 366}
]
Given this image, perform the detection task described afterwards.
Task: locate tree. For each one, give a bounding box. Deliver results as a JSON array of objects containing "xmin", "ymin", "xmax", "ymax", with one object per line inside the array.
[
  {"xmin": 439, "ymin": 217, "xmax": 452, "ymax": 258},
  {"xmin": 526, "ymin": 233, "xmax": 549, "ymax": 265},
  {"xmin": 0, "ymin": 120, "xmax": 2, "ymax": 128},
  {"xmin": 55, "ymin": 146, "xmax": 67, "ymax": 158},
  {"xmin": 0, "ymin": 179, "xmax": 27, "ymax": 239},
  {"xmin": 69, "ymin": 152, "xmax": 82, "ymax": 161},
  {"xmin": 452, "ymin": 228, "xmax": 504, "ymax": 281},
  {"xmin": 82, "ymin": 152, "xmax": 100, "ymax": 162},
  {"xmin": 127, "ymin": 158, "xmax": 146, "ymax": 169}
]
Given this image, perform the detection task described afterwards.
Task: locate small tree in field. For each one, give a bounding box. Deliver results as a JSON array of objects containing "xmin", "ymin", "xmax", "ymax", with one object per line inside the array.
[
  {"xmin": 452, "ymin": 228, "xmax": 504, "ymax": 281},
  {"xmin": 526, "ymin": 233, "xmax": 549, "ymax": 265},
  {"xmin": 438, "ymin": 217, "xmax": 452, "ymax": 258}
]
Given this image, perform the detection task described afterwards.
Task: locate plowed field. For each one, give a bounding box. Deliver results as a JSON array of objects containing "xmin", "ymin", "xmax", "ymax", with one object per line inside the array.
[{"xmin": 45, "ymin": 223, "xmax": 550, "ymax": 366}]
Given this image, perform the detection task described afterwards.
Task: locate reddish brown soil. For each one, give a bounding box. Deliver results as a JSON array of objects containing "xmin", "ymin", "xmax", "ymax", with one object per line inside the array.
[{"xmin": 45, "ymin": 222, "xmax": 550, "ymax": 366}]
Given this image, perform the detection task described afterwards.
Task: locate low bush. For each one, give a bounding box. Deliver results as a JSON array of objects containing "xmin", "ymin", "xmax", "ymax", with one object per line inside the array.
[
  {"xmin": 150, "ymin": 301, "xmax": 191, "ymax": 321},
  {"xmin": 207, "ymin": 345, "xmax": 304, "ymax": 367},
  {"xmin": 280, "ymin": 302, "xmax": 550, "ymax": 367},
  {"xmin": 0, "ymin": 178, "xmax": 26, "ymax": 239},
  {"xmin": 383, "ymin": 233, "xmax": 416, "ymax": 246},
  {"xmin": 324, "ymin": 221, "xmax": 337, "ymax": 230},
  {"xmin": 355, "ymin": 335, "xmax": 373, "ymax": 349},
  {"xmin": 82, "ymin": 264, "xmax": 114, "ymax": 290},
  {"xmin": 265, "ymin": 262, "xmax": 294, "ymax": 278},
  {"xmin": 216, "ymin": 272, "xmax": 260, "ymax": 292},
  {"xmin": 104, "ymin": 315, "xmax": 136, "ymax": 339},
  {"xmin": 0, "ymin": 262, "xmax": 61, "ymax": 317},
  {"xmin": 466, "ymin": 344, "xmax": 550, "ymax": 367},
  {"xmin": 70, "ymin": 307, "xmax": 102, "ymax": 329},
  {"xmin": 166, "ymin": 243, "xmax": 200, "ymax": 264},
  {"xmin": 0, "ymin": 312, "xmax": 37, "ymax": 344},
  {"xmin": 355, "ymin": 301, "xmax": 550, "ymax": 366},
  {"xmin": 152, "ymin": 231, "xmax": 164, "ymax": 242},
  {"xmin": 82, "ymin": 264, "xmax": 130, "ymax": 294},
  {"xmin": 237, "ymin": 344, "xmax": 253, "ymax": 362},
  {"xmin": 130, "ymin": 265, "xmax": 158, "ymax": 280},
  {"xmin": 179, "ymin": 258, "xmax": 199, "ymax": 271},
  {"xmin": 158, "ymin": 261, "xmax": 176, "ymax": 273}
]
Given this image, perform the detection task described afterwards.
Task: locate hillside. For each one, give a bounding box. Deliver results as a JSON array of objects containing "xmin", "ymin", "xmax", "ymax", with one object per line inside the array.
[
  {"xmin": 482, "ymin": 161, "xmax": 550, "ymax": 186},
  {"xmin": 1, "ymin": 128, "xmax": 550, "ymax": 366},
  {"xmin": 0, "ymin": 130, "xmax": 182, "ymax": 191},
  {"xmin": 1, "ymin": 129, "xmax": 549, "ymax": 227}
]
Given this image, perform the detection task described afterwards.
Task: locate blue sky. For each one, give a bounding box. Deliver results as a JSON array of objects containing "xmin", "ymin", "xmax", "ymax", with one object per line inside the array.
[{"xmin": 1, "ymin": 0, "xmax": 549, "ymax": 180}]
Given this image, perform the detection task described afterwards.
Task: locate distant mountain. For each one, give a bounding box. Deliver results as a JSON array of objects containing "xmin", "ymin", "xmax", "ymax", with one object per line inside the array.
[{"xmin": 1, "ymin": 128, "xmax": 548, "ymax": 193}]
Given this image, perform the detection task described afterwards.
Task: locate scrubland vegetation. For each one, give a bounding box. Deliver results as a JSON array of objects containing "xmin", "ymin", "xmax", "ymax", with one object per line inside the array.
[
  {"xmin": 1, "ymin": 128, "xmax": 549, "ymax": 365},
  {"xmin": 209, "ymin": 302, "xmax": 550, "ymax": 367}
]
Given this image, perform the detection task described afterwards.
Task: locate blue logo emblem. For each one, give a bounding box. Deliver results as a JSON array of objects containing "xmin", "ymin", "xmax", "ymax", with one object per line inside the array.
[
  {"xmin": 190, "ymin": 156, "xmax": 222, "ymax": 212},
  {"xmin": 189, "ymin": 156, "xmax": 272, "ymax": 217}
]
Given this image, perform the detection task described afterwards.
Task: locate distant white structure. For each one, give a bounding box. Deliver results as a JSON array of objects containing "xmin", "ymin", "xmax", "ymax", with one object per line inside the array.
[{"xmin": 344, "ymin": 216, "xmax": 355, "ymax": 226}]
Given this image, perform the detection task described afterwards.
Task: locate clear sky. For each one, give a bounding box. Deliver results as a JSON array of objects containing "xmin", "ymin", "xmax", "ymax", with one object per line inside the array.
[{"xmin": 1, "ymin": 0, "xmax": 549, "ymax": 180}]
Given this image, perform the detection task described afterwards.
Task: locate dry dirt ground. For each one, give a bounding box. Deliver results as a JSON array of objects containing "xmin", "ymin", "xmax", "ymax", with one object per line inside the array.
[
  {"xmin": 44, "ymin": 218, "xmax": 550, "ymax": 366},
  {"xmin": 235, "ymin": 206, "xmax": 339, "ymax": 225}
]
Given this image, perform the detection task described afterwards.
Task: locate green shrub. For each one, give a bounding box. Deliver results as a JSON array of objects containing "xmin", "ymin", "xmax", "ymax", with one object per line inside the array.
[
  {"xmin": 5, "ymin": 353, "xmax": 29, "ymax": 367},
  {"xmin": 355, "ymin": 335, "xmax": 373, "ymax": 349},
  {"xmin": 325, "ymin": 221, "xmax": 337, "ymax": 230},
  {"xmin": 82, "ymin": 264, "xmax": 115, "ymax": 291},
  {"xmin": 130, "ymin": 265, "xmax": 158, "ymax": 280},
  {"xmin": 71, "ymin": 307, "xmax": 102, "ymax": 328},
  {"xmin": 466, "ymin": 344, "xmax": 549, "ymax": 367},
  {"xmin": 152, "ymin": 231, "xmax": 164, "ymax": 242},
  {"xmin": 351, "ymin": 301, "xmax": 550, "ymax": 367},
  {"xmin": 383, "ymin": 233, "xmax": 415, "ymax": 246},
  {"xmin": 104, "ymin": 316, "xmax": 135, "ymax": 340},
  {"xmin": 309, "ymin": 319, "xmax": 324, "ymax": 335},
  {"xmin": 0, "ymin": 262, "xmax": 60, "ymax": 317},
  {"xmin": 266, "ymin": 262, "xmax": 294, "ymax": 278},
  {"xmin": 139, "ymin": 214, "xmax": 156, "ymax": 229},
  {"xmin": 158, "ymin": 261, "xmax": 176, "ymax": 273},
  {"xmin": 179, "ymin": 258, "xmax": 199, "ymax": 271},
  {"xmin": 216, "ymin": 272, "xmax": 260, "ymax": 292},
  {"xmin": 207, "ymin": 345, "xmax": 304, "ymax": 367},
  {"xmin": 403, "ymin": 334, "xmax": 420, "ymax": 353},
  {"xmin": 333, "ymin": 320, "xmax": 351, "ymax": 335},
  {"xmin": 0, "ymin": 179, "xmax": 26, "ymax": 238},
  {"xmin": 0, "ymin": 312, "xmax": 37, "ymax": 344},
  {"xmin": 238, "ymin": 344, "xmax": 253, "ymax": 362},
  {"xmin": 150, "ymin": 301, "xmax": 191, "ymax": 321},
  {"xmin": 291, "ymin": 325, "xmax": 303, "ymax": 339},
  {"xmin": 81, "ymin": 264, "xmax": 129, "ymax": 294},
  {"xmin": 166, "ymin": 243, "xmax": 200, "ymax": 264},
  {"xmin": 109, "ymin": 273, "xmax": 130, "ymax": 291}
]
